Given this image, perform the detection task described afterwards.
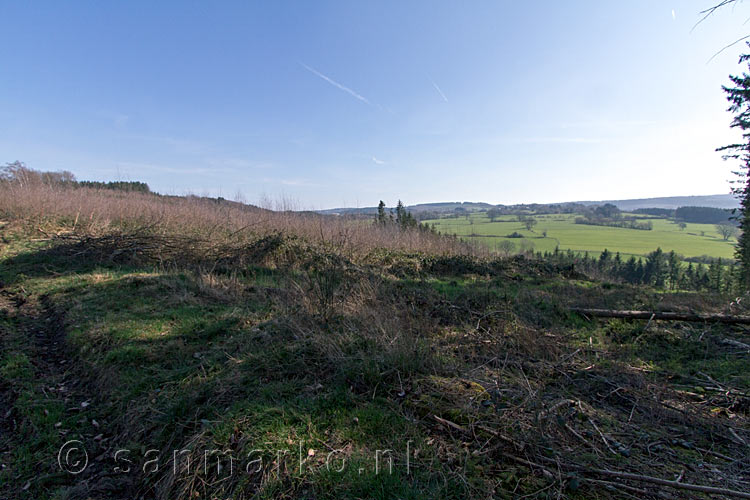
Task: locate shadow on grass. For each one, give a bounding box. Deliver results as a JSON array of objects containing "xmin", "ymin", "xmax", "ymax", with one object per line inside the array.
[
  {"xmin": 1, "ymin": 245, "xmax": 469, "ymax": 500},
  {"xmin": 0, "ymin": 241, "xmax": 124, "ymax": 286}
]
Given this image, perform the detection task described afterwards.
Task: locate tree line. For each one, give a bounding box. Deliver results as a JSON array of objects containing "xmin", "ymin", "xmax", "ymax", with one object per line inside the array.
[
  {"xmin": 1, "ymin": 162, "xmax": 150, "ymax": 193},
  {"xmin": 375, "ymin": 200, "xmax": 438, "ymax": 233},
  {"xmin": 539, "ymin": 247, "xmax": 737, "ymax": 293}
]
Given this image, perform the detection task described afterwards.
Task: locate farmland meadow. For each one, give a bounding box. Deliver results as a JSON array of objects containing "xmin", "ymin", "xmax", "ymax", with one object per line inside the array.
[{"xmin": 423, "ymin": 212, "xmax": 737, "ymax": 260}]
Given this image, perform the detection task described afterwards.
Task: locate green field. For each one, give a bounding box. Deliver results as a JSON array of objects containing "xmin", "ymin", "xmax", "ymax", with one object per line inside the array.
[{"xmin": 423, "ymin": 212, "xmax": 737, "ymax": 260}]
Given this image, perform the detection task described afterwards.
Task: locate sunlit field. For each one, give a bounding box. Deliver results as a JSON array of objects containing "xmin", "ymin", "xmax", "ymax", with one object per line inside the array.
[{"xmin": 423, "ymin": 212, "xmax": 737, "ymax": 260}]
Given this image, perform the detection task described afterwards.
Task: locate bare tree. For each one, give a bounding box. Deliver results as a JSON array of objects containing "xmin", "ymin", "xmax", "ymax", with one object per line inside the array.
[
  {"xmin": 696, "ymin": 1, "xmax": 750, "ymax": 61},
  {"xmin": 1, "ymin": 162, "xmax": 76, "ymax": 187},
  {"xmin": 517, "ymin": 215, "xmax": 537, "ymax": 232},
  {"xmin": 497, "ymin": 240, "xmax": 515, "ymax": 257},
  {"xmin": 716, "ymin": 223, "xmax": 739, "ymax": 241},
  {"xmin": 519, "ymin": 239, "xmax": 535, "ymax": 254},
  {"xmin": 487, "ymin": 207, "xmax": 501, "ymax": 222}
]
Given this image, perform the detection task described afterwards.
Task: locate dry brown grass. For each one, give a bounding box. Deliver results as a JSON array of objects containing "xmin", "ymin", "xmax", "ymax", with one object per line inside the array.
[{"xmin": 0, "ymin": 183, "xmax": 476, "ymax": 260}]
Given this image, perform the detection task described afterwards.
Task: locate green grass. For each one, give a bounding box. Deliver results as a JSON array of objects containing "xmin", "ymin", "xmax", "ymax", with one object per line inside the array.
[
  {"xmin": 2, "ymin": 223, "xmax": 748, "ymax": 500},
  {"xmin": 423, "ymin": 212, "xmax": 737, "ymax": 259},
  {"xmin": 0, "ymin": 237, "xmax": 472, "ymax": 499}
]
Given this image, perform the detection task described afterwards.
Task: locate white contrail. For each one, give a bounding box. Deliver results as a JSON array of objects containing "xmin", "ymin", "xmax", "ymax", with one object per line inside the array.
[
  {"xmin": 300, "ymin": 62, "xmax": 372, "ymax": 106},
  {"xmin": 372, "ymin": 156, "xmax": 386, "ymax": 165},
  {"xmin": 429, "ymin": 77, "xmax": 449, "ymax": 103}
]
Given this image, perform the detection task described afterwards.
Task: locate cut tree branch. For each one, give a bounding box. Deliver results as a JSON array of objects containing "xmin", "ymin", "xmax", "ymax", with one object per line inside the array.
[
  {"xmin": 586, "ymin": 466, "xmax": 750, "ymax": 499},
  {"xmin": 571, "ymin": 308, "xmax": 750, "ymax": 325}
]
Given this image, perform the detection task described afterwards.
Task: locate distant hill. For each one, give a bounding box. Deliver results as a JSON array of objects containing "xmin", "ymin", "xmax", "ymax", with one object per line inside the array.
[
  {"xmin": 318, "ymin": 194, "xmax": 738, "ymax": 216},
  {"xmin": 575, "ymin": 194, "xmax": 738, "ymax": 211},
  {"xmin": 319, "ymin": 201, "xmax": 495, "ymax": 216}
]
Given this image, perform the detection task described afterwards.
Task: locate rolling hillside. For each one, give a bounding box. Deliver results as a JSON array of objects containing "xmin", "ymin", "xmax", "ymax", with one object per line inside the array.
[{"xmin": 319, "ymin": 194, "xmax": 738, "ymax": 216}]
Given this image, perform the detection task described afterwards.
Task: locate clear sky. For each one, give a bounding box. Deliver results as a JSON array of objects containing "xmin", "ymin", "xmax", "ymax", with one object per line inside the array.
[{"xmin": 2, "ymin": 1, "xmax": 749, "ymax": 209}]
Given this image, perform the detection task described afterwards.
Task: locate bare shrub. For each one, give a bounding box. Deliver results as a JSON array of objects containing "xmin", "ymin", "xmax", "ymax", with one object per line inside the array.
[
  {"xmin": 291, "ymin": 254, "xmax": 353, "ymax": 320},
  {"xmin": 287, "ymin": 276, "xmax": 439, "ymax": 382},
  {"xmin": 0, "ymin": 183, "xmax": 476, "ymax": 260}
]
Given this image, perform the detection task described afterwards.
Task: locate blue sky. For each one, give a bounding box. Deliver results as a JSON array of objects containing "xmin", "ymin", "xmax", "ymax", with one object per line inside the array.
[{"xmin": 1, "ymin": 1, "xmax": 749, "ymax": 209}]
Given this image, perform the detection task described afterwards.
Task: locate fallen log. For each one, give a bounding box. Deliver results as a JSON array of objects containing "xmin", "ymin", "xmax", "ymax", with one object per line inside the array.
[
  {"xmin": 528, "ymin": 455, "xmax": 750, "ymax": 499},
  {"xmin": 571, "ymin": 308, "xmax": 750, "ymax": 325},
  {"xmin": 584, "ymin": 466, "xmax": 750, "ymax": 499}
]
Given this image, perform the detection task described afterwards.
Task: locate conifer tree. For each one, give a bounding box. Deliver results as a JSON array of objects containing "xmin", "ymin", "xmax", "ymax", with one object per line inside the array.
[
  {"xmin": 696, "ymin": 263, "xmax": 709, "ymax": 290},
  {"xmin": 667, "ymin": 251, "xmax": 681, "ymax": 290},
  {"xmin": 623, "ymin": 256, "xmax": 638, "ymax": 283},
  {"xmin": 599, "ymin": 248, "xmax": 611, "ymax": 267},
  {"xmin": 395, "ymin": 200, "xmax": 406, "ymax": 226},
  {"xmin": 645, "ymin": 248, "xmax": 668, "ymax": 287},
  {"xmin": 719, "ymin": 46, "xmax": 750, "ymax": 289},
  {"xmin": 710, "ymin": 258, "xmax": 725, "ymax": 292},
  {"xmin": 635, "ymin": 260, "xmax": 645, "ymax": 284},
  {"xmin": 689, "ymin": 264, "xmax": 698, "ymax": 289},
  {"xmin": 376, "ymin": 200, "xmax": 387, "ymax": 225}
]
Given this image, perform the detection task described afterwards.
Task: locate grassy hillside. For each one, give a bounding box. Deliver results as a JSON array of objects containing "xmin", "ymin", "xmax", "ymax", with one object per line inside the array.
[
  {"xmin": 576, "ymin": 194, "xmax": 738, "ymax": 211},
  {"xmin": 424, "ymin": 213, "xmax": 738, "ymax": 260},
  {"xmin": 1, "ymin": 185, "xmax": 749, "ymax": 499}
]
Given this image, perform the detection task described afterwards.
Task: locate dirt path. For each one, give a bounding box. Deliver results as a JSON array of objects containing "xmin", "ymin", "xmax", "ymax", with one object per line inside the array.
[
  {"xmin": 0, "ymin": 290, "xmax": 20, "ymax": 438},
  {"xmin": 0, "ymin": 286, "xmax": 133, "ymax": 499}
]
